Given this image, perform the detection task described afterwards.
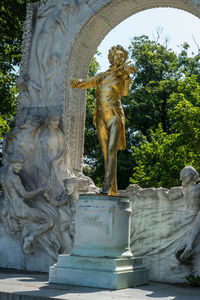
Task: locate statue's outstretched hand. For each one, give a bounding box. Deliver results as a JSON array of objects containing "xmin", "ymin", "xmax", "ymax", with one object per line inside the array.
[
  {"xmin": 129, "ymin": 64, "xmax": 138, "ymax": 74},
  {"xmin": 122, "ymin": 63, "xmax": 138, "ymax": 76},
  {"xmin": 70, "ymin": 78, "xmax": 83, "ymax": 88}
]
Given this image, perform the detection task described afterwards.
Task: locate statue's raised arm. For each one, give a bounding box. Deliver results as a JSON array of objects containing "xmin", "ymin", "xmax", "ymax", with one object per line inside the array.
[{"xmin": 70, "ymin": 76, "xmax": 98, "ymax": 89}]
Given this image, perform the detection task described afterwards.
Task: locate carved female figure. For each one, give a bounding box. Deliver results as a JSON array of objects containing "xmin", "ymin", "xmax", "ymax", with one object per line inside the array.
[
  {"xmin": 0, "ymin": 155, "xmax": 53, "ymax": 255},
  {"xmin": 46, "ymin": 52, "xmax": 61, "ymax": 103},
  {"xmin": 36, "ymin": 114, "xmax": 71, "ymax": 199},
  {"xmin": 35, "ymin": 0, "xmax": 79, "ymax": 92},
  {"xmin": 176, "ymin": 166, "xmax": 200, "ymax": 263}
]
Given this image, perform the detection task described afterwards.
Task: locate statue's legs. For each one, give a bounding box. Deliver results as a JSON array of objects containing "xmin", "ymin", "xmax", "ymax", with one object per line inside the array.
[
  {"xmin": 179, "ymin": 212, "xmax": 200, "ymax": 261},
  {"xmin": 97, "ymin": 117, "xmax": 120, "ymax": 195},
  {"xmin": 109, "ymin": 159, "xmax": 117, "ymax": 195},
  {"xmin": 96, "ymin": 121, "xmax": 108, "ymax": 189},
  {"xmin": 20, "ymin": 208, "xmax": 54, "ymax": 254}
]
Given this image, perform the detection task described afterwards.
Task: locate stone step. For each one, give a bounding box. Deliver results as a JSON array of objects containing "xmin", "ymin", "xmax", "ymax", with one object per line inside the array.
[
  {"xmin": 56, "ymin": 255, "xmax": 144, "ymax": 271},
  {"xmin": 49, "ymin": 254, "xmax": 148, "ymax": 289}
]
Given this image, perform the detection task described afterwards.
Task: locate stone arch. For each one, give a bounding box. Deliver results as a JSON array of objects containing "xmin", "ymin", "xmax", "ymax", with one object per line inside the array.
[{"xmin": 64, "ymin": 0, "xmax": 200, "ymax": 171}]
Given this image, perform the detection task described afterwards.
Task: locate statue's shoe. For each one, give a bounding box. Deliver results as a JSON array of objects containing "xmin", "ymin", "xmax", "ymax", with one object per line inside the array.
[{"xmin": 100, "ymin": 181, "xmax": 109, "ymax": 194}]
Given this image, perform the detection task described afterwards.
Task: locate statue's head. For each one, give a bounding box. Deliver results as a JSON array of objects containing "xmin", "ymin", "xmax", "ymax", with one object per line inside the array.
[
  {"xmin": 108, "ymin": 45, "xmax": 128, "ymax": 67},
  {"xmin": 61, "ymin": 0, "xmax": 80, "ymax": 15},
  {"xmin": 44, "ymin": 113, "xmax": 60, "ymax": 129},
  {"xmin": 7, "ymin": 154, "xmax": 24, "ymax": 173},
  {"xmin": 180, "ymin": 166, "xmax": 199, "ymax": 186}
]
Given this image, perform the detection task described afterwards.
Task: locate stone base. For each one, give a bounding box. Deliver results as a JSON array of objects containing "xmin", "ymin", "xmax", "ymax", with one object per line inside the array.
[{"xmin": 49, "ymin": 254, "xmax": 148, "ymax": 289}]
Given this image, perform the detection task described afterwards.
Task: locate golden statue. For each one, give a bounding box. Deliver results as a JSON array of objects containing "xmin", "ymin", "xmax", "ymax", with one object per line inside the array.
[{"xmin": 70, "ymin": 45, "xmax": 137, "ymax": 195}]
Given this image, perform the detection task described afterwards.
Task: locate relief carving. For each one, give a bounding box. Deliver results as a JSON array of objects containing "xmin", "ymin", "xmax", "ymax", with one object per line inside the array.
[
  {"xmin": 175, "ymin": 166, "xmax": 200, "ymax": 264},
  {"xmin": 121, "ymin": 165, "xmax": 200, "ymax": 282},
  {"xmin": 19, "ymin": 0, "xmax": 80, "ymax": 107},
  {"xmin": 0, "ymin": 112, "xmax": 98, "ymax": 265}
]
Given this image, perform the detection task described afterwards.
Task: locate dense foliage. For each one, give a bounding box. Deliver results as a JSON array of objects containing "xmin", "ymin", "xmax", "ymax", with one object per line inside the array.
[{"xmin": 129, "ymin": 37, "xmax": 200, "ymax": 188}]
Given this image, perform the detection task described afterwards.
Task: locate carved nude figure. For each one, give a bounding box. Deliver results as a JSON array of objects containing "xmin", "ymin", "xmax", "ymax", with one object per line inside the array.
[
  {"xmin": 46, "ymin": 52, "xmax": 61, "ymax": 102},
  {"xmin": 71, "ymin": 45, "xmax": 137, "ymax": 195},
  {"xmin": 35, "ymin": 0, "xmax": 79, "ymax": 87},
  {"xmin": 175, "ymin": 166, "xmax": 200, "ymax": 263},
  {"xmin": 3, "ymin": 116, "xmax": 39, "ymax": 158},
  {"xmin": 16, "ymin": 73, "xmax": 42, "ymax": 105},
  {"xmin": 36, "ymin": 114, "xmax": 72, "ymax": 200},
  {"xmin": 0, "ymin": 155, "xmax": 53, "ymax": 255},
  {"xmin": 2, "ymin": 116, "xmax": 42, "ymax": 190}
]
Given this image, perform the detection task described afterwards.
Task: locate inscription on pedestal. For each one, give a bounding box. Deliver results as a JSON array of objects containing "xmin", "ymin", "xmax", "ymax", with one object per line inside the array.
[{"xmin": 77, "ymin": 205, "xmax": 113, "ymax": 245}]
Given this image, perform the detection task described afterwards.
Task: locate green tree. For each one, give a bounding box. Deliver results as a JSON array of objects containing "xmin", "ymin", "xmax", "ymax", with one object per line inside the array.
[
  {"xmin": 126, "ymin": 35, "xmax": 179, "ymax": 136},
  {"xmin": 126, "ymin": 37, "xmax": 200, "ymax": 138},
  {"xmin": 131, "ymin": 74, "xmax": 200, "ymax": 188}
]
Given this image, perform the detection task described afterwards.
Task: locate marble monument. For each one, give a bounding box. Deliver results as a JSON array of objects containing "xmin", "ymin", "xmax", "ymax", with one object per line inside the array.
[{"xmin": 1, "ymin": 0, "xmax": 200, "ymax": 285}]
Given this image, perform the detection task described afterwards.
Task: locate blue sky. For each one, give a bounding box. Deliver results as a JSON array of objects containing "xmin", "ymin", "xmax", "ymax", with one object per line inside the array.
[{"xmin": 96, "ymin": 8, "xmax": 200, "ymax": 71}]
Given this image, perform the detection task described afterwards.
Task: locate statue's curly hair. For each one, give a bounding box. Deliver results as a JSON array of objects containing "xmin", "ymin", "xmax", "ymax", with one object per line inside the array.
[
  {"xmin": 108, "ymin": 45, "xmax": 128, "ymax": 65},
  {"xmin": 180, "ymin": 166, "xmax": 199, "ymax": 182}
]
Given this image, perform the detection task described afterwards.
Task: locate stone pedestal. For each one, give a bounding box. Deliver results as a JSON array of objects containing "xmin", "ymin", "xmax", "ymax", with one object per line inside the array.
[{"xmin": 49, "ymin": 195, "xmax": 148, "ymax": 289}]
